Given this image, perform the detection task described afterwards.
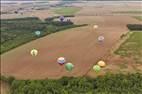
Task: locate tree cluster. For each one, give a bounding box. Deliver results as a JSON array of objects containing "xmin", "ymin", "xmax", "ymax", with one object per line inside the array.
[
  {"xmin": 1, "ymin": 73, "xmax": 142, "ymax": 94},
  {"xmin": 127, "ymin": 24, "xmax": 142, "ymax": 31}
]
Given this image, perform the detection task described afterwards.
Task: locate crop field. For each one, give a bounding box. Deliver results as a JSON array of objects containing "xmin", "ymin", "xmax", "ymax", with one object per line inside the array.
[
  {"xmin": 134, "ymin": 16, "xmax": 142, "ymax": 21},
  {"xmin": 53, "ymin": 7, "xmax": 81, "ymax": 15},
  {"xmin": 1, "ymin": 16, "xmax": 85, "ymax": 54},
  {"xmin": 114, "ymin": 15, "xmax": 142, "ymax": 64},
  {"xmin": 116, "ymin": 32, "xmax": 142, "ymax": 56},
  {"xmin": 113, "ymin": 10, "xmax": 142, "ymax": 14},
  {"xmin": 115, "ymin": 32, "xmax": 142, "ymax": 64}
]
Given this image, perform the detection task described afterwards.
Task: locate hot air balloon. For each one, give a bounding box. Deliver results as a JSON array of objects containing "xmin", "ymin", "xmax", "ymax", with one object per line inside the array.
[
  {"xmin": 98, "ymin": 36, "xmax": 105, "ymax": 42},
  {"xmin": 93, "ymin": 65, "xmax": 101, "ymax": 72},
  {"xmin": 97, "ymin": 60, "xmax": 106, "ymax": 67},
  {"xmin": 35, "ymin": 31, "xmax": 41, "ymax": 36},
  {"xmin": 59, "ymin": 16, "xmax": 65, "ymax": 22},
  {"xmin": 57, "ymin": 57, "xmax": 66, "ymax": 65},
  {"xmin": 30, "ymin": 49, "xmax": 38, "ymax": 56},
  {"xmin": 65, "ymin": 63, "xmax": 74, "ymax": 71},
  {"xmin": 93, "ymin": 25, "xmax": 98, "ymax": 29}
]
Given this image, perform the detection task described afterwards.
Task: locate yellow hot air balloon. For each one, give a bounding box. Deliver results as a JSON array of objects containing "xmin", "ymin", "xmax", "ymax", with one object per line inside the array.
[
  {"xmin": 97, "ymin": 60, "xmax": 106, "ymax": 67},
  {"xmin": 30, "ymin": 49, "xmax": 38, "ymax": 56}
]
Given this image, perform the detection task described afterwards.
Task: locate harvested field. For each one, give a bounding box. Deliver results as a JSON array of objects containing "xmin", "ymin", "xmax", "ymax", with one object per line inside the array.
[
  {"xmin": 1, "ymin": 15, "xmax": 140, "ymax": 79},
  {"xmin": 1, "ymin": 1, "xmax": 142, "ymax": 80},
  {"xmin": 52, "ymin": 7, "xmax": 81, "ymax": 15}
]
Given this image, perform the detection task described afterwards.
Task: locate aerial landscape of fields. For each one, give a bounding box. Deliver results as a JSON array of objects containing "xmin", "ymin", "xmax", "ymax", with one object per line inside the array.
[{"xmin": 1, "ymin": 0, "xmax": 142, "ymax": 94}]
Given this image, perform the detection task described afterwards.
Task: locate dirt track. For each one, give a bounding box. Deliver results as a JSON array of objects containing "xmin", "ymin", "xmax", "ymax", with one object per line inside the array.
[{"xmin": 1, "ymin": 15, "xmax": 140, "ymax": 79}]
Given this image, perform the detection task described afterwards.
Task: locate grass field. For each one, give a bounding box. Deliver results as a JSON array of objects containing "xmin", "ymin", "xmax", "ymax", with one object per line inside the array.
[
  {"xmin": 53, "ymin": 7, "xmax": 81, "ymax": 15},
  {"xmin": 134, "ymin": 16, "xmax": 142, "ymax": 21},
  {"xmin": 115, "ymin": 32, "xmax": 142, "ymax": 64},
  {"xmin": 0, "ymin": 17, "xmax": 86, "ymax": 54},
  {"xmin": 113, "ymin": 10, "xmax": 142, "ymax": 14}
]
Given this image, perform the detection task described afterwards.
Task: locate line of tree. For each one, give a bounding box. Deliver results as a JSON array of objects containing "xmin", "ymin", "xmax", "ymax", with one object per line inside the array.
[
  {"xmin": 1, "ymin": 73, "xmax": 142, "ymax": 94},
  {"xmin": 127, "ymin": 24, "xmax": 142, "ymax": 31}
]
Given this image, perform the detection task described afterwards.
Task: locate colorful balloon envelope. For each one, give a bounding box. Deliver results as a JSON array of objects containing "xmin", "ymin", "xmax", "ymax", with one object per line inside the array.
[
  {"xmin": 98, "ymin": 36, "xmax": 104, "ymax": 42},
  {"xmin": 65, "ymin": 63, "xmax": 74, "ymax": 71},
  {"xmin": 93, "ymin": 65, "xmax": 101, "ymax": 72},
  {"xmin": 97, "ymin": 60, "xmax": 106, "ymax": 67},
  {"xmin": 30, "ymin": 49, "xmax": 38, "ymax": 56},
  {"xmin": 57, "ymin": 57, "xmax": 66, "ymax": 65},
  {"xmin": 59, "ymin": 16, "xmax": 65, "ymax": 22}
]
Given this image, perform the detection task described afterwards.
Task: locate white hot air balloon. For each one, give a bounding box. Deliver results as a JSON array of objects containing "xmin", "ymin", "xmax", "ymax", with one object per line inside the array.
[
  {"xmin": 57, "ymin": 57, "xmax": 66, "ymax": 65},
  {"xmin": 30, "ymin": 49, "xmax": 38, "ymax": 56},
  {"xmin": 98, "ymin": 36, "xmax": 105, "ymax": 42},
  {"xmin": 93, "ymin": 25, "xmax": 98, "ymax": 29},
  {"xmin": 35, "ymin": 31, "xmax": 41, "ymax": 36}
]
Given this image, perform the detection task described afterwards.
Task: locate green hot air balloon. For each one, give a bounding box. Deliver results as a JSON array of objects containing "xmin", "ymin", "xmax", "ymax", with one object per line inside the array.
[
  {"xmin": 93, "ymin": 65, "xmax": 101, "ymax": 72},
  {"xmin": 65, "ymin": 63, "xmax": 74, "ymax": 71}
]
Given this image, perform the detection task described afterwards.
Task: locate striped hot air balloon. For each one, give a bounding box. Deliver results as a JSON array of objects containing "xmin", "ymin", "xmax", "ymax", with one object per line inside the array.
[{"xmin": 57, "ymin": 57, "xmax": 66, "ymax": 65}]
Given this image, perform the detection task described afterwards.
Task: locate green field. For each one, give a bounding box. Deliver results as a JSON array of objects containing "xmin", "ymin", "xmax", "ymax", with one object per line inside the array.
[
  {"xmin": 113, "ymin": 10, "xmax": 142, "ymax": 14},
  {"xmin": 0, "ymin": 17, "xmax": 86, "ymax": 54},
  {"xmin": 115, "ymin": 32, "xmax": 142, "ymax": 63},
  {"xmin": 134, "ymin": 16, "xmax": 142, "ymax": 21},
  {"xmin": 53, "ymin": 7, "xmax": 81, "ymax": 15},
  {"xmin": 1, "ymin": 73, "xmax": 142, "ymax": 94}
]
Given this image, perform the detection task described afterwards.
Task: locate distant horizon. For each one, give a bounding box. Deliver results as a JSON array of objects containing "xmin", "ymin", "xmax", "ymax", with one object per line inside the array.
[
  {"xmin": 1, "ymin": 0, "xmax": 141, "ymax": 1},
  {"xmin": 1, "ymin": 0, "xmax": 141, "ymax": 4}
]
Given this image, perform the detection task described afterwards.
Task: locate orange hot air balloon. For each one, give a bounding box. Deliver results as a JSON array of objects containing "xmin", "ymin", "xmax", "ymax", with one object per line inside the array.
[{"xmin": 97, "ymin": 60, "xmax": 106, "ymax": 67}]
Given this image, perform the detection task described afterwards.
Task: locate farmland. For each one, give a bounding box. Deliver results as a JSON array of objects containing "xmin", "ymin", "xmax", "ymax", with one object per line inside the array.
[
  {"xmin": 1, "ymin": 1, "xmax": 142, "ymax": 94},
  {"xmin": 115, "ymin": 16, "xmax": 142, "ymax": 64},
  {"xmin": 1, "ymin": 1, "xmax": 142, "ymax": 79},
  {"xmin": 1, "ymin": 16, "xmax": 86, "ymax": 54},
  {"xmin": 115, "ymin": 32, "xmax": 142, "ymax": 56},
  {"xmin": 115, "ymin": 32, "xmax": 142, "ymax": 63},
  {"xmin": 53, "ymin": 7, "xmax": 81, "ymax": 15},
  {"xmin": 113, "ymin": 10, "xmax": 142, "ymax": 14},
  {"xmin": 134, "ymin": 16, "xmax": 142, "ymax": 21}
]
